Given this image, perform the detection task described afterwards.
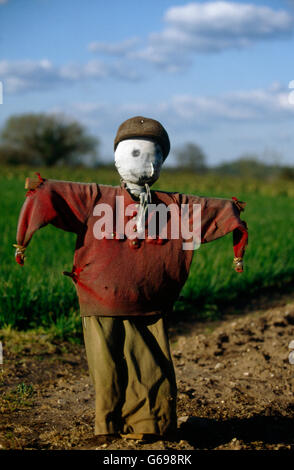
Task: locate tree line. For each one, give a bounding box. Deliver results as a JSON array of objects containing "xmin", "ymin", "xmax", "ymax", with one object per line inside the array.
[{"xmin": 0, "ymin": 113, "xmax": 292, "ymax": 180}]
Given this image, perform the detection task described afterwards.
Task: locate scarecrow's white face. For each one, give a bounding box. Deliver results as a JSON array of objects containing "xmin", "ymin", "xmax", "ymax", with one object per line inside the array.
[{"xmin": 114, "ymin": 138, "xmax": 163, "ymax": 186}]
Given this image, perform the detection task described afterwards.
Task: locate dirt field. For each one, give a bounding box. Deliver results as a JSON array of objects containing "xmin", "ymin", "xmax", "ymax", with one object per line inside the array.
[{"xmin": 1, "ymin": 293, "xmax": 294, "ymax": 451}]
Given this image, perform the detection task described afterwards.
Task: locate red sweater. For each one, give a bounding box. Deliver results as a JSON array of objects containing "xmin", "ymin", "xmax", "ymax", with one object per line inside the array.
[{"xmin": 16, "ymin": 178, "xmax": 248, "ymax": 317}]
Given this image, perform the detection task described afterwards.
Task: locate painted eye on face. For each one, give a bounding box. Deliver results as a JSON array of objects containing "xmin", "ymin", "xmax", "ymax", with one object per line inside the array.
[{"xmin": 132, "ymin": 149, "xmax": 140, "ymax": 157}]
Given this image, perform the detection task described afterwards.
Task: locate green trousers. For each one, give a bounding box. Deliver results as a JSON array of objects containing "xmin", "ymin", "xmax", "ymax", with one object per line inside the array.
[{"xmin": 82, "ymin": 315, "xmax": 177, "ymax": 435}]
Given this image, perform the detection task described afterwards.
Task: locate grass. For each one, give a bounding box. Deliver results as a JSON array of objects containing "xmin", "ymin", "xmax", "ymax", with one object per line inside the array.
[
  {"xmin": 0, "ymin": 382, "xmax": 35, "ymax": 413},
  {"xmin": 1, "ymin": 164, "xmax": 294, "ymax": 338}
]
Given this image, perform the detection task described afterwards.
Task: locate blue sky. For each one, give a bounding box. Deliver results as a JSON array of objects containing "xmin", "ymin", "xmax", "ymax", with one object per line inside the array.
[{"xmin": 0, "ymin": 0, "xmax": 294, "ymax": 166}]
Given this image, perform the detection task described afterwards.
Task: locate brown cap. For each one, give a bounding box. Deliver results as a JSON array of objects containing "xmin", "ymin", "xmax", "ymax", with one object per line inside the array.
[{"xmin": 114, "ymin": 116, "xmax": 170, "ymax": 160}]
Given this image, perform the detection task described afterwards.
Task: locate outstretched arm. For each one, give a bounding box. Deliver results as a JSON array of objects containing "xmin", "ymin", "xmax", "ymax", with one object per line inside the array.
[
  {"xmin": 14, "ymin": 174, "xmax": 98, "ymax": 265},
  {"xmin": 181, "ymin": 193, "xmax": 248, "ymax": 272}
]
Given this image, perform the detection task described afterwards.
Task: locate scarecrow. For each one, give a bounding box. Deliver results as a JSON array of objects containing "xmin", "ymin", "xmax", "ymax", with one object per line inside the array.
[{"xmin": 14, "ymin": 116, "xmax": 248, "ymax": 442}]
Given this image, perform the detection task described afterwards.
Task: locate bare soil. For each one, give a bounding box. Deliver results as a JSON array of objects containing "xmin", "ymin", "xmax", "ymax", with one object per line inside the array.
[{"xmin": 1, "ymin": 293, "xmax": 294, "ymax": 451}]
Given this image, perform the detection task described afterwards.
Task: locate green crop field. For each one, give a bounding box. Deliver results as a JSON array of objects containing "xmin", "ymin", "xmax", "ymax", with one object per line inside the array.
[{"xmin": 1, "ymin": 164, "xmax": 294, "ymax": 340}]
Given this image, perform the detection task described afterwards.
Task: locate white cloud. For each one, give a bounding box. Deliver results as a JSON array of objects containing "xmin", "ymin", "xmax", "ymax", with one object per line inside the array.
[
  {"xmin": 48, "ymin": 83, "xmax": 294, "ymax": 164},
  {"xmin": 165, "ymin": 2, "xmax": 292, "ymax": 38},
  {"xmin": 57, "ymin": 83, "xmax": 294, "ymax": 135},
  {"xmin": 43, "ymin": 82, "xmax": 294, "ymax": 164},
  {"xmin": 169, "ymin": 84, "xmax": 294, "ymax": 123},
  {"xmin": 0, "ymin": 59, "xmax": 63, "ymax": 93},
  {"xmin": 0, "ymin": 58, "xmax": 141, "ymax": 93},
  {"xmin": 0, "ymin": 0, "xmax": 8, "ymax": 4},
  {"xmin": 88, "ymin": 37, "xmax": 140, "ymax": 56},
  {"xmin": 84, "ymin": 3, "xmax": 294, "ymax": 73},
  {"xmin": 59, "ymin": 60, "xmax": 108, "ymax": 80},
  {"xmin": 133, "ymin": 2, "xmax": 294, "ymax": 69}
]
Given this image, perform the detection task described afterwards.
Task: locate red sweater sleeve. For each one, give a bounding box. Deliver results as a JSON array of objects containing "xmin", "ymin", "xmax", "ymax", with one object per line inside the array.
[
  {"xmin": 180, "ymin": 193, "xmax": 248, "ymax": 272},
  {"xmin": 15, "ymin": 179, "xmax": 98, "ymax": 259}
]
